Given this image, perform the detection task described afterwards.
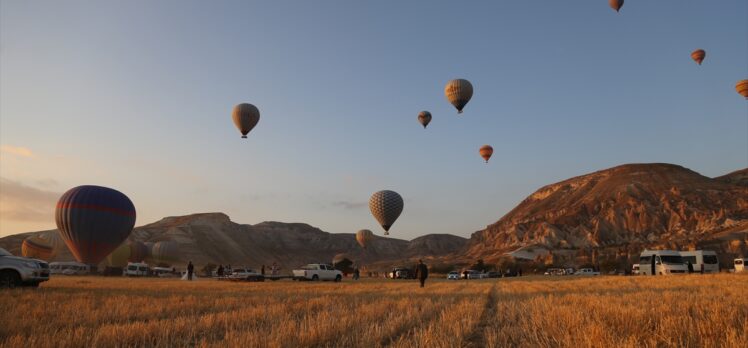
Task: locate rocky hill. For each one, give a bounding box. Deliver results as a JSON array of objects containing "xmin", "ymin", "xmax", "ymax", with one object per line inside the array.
[
  {"xmin": 0, "ymin": 213, "xmax": 467, "ymax": 270},
  {"xmin": 463, "ymin": 163, "xmax": 748, "ymax": 265}
]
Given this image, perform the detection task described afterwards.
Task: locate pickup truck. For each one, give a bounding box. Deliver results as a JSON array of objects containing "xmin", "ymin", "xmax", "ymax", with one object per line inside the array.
[
  {"xmin": 228, "ymin": 268, "xmax": 264, "ymax": 281},
  {"xmin": 0, "ymin": 247, "xmax": 50, "ymax": 288},
  {"xmin": 292, "ymin": 264, "xmax": 342, "ymax": 282},
  {"xmin": 574, "ymin": 268, "xmax": 601, "ymax": 276}
]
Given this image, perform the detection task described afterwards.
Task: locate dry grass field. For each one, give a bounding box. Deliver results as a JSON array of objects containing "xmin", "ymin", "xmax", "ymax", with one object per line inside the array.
[{"xmin": 1, "ymin": 274, "xmax": 746, "ymax": 348}]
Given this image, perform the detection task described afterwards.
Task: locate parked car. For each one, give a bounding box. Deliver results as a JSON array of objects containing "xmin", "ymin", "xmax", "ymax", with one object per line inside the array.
[
  {"xmin": 388, "ymin": 267, "xmax": 415, "ymax": 279},
  {"xmin": 0, "ymin": 247, "xmax": 50, "ymax": 288},
  {"xmin": 485, "ymin": 271, "xmax": 502, "ymax": 278},
  {"xmin": 447, "ymin": 271, "xmax": 460, "ymax": 280},
  {"xmin": 735, "ymin": 258, "xmax": 747, "ymax": 273},
  {"xmin": 463, "ymin": 270, "xmax": 486, "ymax": 279},
  {"xmin": 292, "ymin": 264, "xmax": 342, "ymax": 282},
  {"xmin": 639, "ymin": 250, "xmax": 689, "ymax": 275},
  {"xmin": 229, "ymin": 268, "xmax": 264, "ymax": 281},
  {"xmin": 124, "ymin": 262, "xmax": 149, "ymax": 277},
  {"xmin": 631, "ymin": 263, "xmax": 640, "ymax": 275},
  {"xmin": 573, "ymin": 268, "xmax": 601, "ymax": 276},
  {"xmin": 152, "ymin": 267, "xmax": 177, "ymax": 278},
  {"xmin": 50, "ymin": 262, "xmax": 90, "ymax": 275}
]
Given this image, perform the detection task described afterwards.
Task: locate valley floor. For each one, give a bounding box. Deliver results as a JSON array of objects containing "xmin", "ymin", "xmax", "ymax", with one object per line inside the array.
[{"xmin": 1, "ymin": 274, "xmax": 746, "ymax": 347}]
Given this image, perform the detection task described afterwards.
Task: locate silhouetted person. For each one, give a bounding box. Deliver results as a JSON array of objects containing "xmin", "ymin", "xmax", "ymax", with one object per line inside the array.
[
  {"xmin": 518, "ymin": 268, "xmax": 522, "ymax": 277},
  {"xmin": 687, "ymin": 261, "xmax": 694, "ymax": 273},
  {"xmin": 651, "ymin": 256, "xmax": 656, "ymax": 275},
  {"xmin": 415, "ymin": 260, "xmax": 429, "ymax": 288},
  {"xmin": 187, "ymin": 261, "xmax": 194, "ymax": 281},
  {"xmin": 217, "ymin": 265, "xmax": 224, "ymax": 277},
  {"xmin": 261, "ymin": 265, "xmax": 265, "ymax": 276}
]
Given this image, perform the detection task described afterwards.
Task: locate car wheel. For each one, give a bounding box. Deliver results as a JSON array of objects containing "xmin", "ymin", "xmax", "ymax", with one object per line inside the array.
[
  {"xmin": 335, "ymin": 275, "xmax": 342, "ymax": 282},
  {"xmin": 0, "ymin": 270, "xmax": 21, "ymax": 289},
  {"xmin": 311, "ymin": 275, "xmax": 319, "ymax": 281}
]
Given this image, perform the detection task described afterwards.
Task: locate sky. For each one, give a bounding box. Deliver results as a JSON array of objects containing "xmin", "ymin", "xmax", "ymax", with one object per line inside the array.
[{"xmin": 1, "ymin": 1, "xmax": 747, "ymax": 239}]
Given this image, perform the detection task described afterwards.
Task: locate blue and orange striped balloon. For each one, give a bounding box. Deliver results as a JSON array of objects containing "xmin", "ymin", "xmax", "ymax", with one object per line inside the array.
[{"xmin": 55, "ymin": 185, "xmax": 136, "ymax": 265}]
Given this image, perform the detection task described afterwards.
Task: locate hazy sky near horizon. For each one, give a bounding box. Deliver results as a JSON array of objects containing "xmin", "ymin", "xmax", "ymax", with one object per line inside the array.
[{"xmin": 1, "ymin": 1, "xmax": 747, "ymax": 239}]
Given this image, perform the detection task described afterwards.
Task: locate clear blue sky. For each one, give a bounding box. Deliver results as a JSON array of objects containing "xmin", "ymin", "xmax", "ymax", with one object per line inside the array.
[{"xmin": 1, "ymin": 1, "xmax": 747, "ymax": 238}]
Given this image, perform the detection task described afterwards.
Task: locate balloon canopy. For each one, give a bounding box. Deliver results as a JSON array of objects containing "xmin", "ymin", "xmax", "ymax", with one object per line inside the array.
[
  {"xmin": 55, "ymin": 185, "xmax": 136, "ymax": 265},
  {"xmin": 232, "ymin": 103, "xmax": 260, "ymax": 138},
  {"xmin": 417, "ymin": 111, "xmax": 432, "ymax": 129},
  {"xmin": 356, "ymin": 229, "xmax": 374, "ymax": 249},
  {"xmin": 609, "ymin": 0, "xmax": 624, "ymax": 12},
  {"xmin": 22, "ymin": 236, "xmax": 55, "ymax": 261},
  {"xmin": 444, "ymin": 79, "xmax": 473, "ymax": 114},
  {"xmin": 369, "ymin": 190, "xmax": 404, "ymax": 236},
  {"xmin": 479, "ymin": 145, "xmax": 494, "ymax": 163}
]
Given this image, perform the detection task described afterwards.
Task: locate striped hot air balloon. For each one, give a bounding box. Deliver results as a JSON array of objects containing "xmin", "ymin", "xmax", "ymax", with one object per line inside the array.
[
  {"xmin": 22, "ymin": 236, "xmax": 55, "ymax": 261},
  {"xmin": 356, "ymin": 229, "xmax": 374, "ymax": 249},
  {"xmin": 232, "ymin": 103, "xmax": 260, "ymax": 138},
  {"xmin": 691, "ymin": 49, "xmax": 706, "ymax": 65},
  {"xmin": 445, "ymin": 79, "xmax": 473, "ymax": 114},
  {"xmin": 736, "ymin": 80, "xmax": 748, "ymax": 99},
  {"xmin": 479, "ymin": 145, "xmax": 494, "ymax": 163},
  {"xmin": 151, "ymin": 241, "xmax": 179, "ymax": 263},
  {"xmin": 369, "ymin": 190, "xmax": 404, "ymax": 236},
  {"xmin": 55, "ymin": 185, "xmax": 136, "ymax": 265}
]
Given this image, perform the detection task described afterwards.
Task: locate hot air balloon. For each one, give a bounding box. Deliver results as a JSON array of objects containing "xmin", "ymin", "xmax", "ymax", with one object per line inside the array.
[
  {"xmin": 55, "ymin": 185, "xmax": 136, "ymax": 265},
  {"xmin": 418, "ymin": 111, "xmax": 432, "ymax": 129},
  {"xmin": 609, "ymin": 0, "xmax": 623, "ymax": 12},
  {"xmin": 445, "ymin": 79, "xmax": 473, "ymax": 114},
  {"xmin": 40, "ymin": 230, "xmax": 66, "ymax": 255},
  {"xmin": 332, "ymin": 253, "xmax": 351, "ymax": 265},
  {"xmin": 691, "ymin": 49, "xmax": 706, "ymax": 65},
  {"xmin": 151, "ymin": 241, "xmax": 179, "ymax": 263},
  {"xmin": 737, "ymin": 80, "xmax": 748, "ymax": 99},
  {"xmin": 128, "ymin": 241, "xmax": 149, "ymax": 263},
  {"xmin": 232, "ymin": 103, "xmax": 260, "ymax": 138},
  {"xmin": 356, "ymin": 229, "xmax": 374, "ymax": 249},
  {"xmin": 21, "ymin": 236, "xmax": 55, "ymax": 261},
  {"xmin": 369, "ymin": 190, "xmax": 404, "ymax": 236},
  {"xmin": 104, "ymin": 242, "xmax": 131, "ymax": 268},
  {"xmin": 479, "ymin": 145, "xmax": 494, "ymax": 163}
]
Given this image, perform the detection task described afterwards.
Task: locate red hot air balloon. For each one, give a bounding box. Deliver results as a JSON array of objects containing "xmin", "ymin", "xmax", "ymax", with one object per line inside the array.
[
  {"xmin": 55, "ymin": 186, "xmax": 136, "ymax": 265},
  {"xmin": 609, "ymin": 0, "xmax": 624, "ymax": 12},
  {"xmin": 479, "ymin": 145, "xmax": 494, "ymax": 163}
]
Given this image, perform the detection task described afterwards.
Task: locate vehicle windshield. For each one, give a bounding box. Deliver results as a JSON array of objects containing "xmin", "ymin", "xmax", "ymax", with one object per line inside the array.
[
  {"xmin": 737, "ymin": 260, "xmax": 744, "ymax": 265},
  {"xmin": 0, "ymin": 248, "xmax": 11, "ymax": 257},
  {"xmin": 660, "ymin": 255, "xmax": 684, "ymax": 264},
  {"xmin": 703, "ymin": 255, "xmax": 718, "ymax": 264}
]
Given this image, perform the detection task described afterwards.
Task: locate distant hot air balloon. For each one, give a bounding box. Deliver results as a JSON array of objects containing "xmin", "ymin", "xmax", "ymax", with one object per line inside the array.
[
  {"xmin": 128, "ymin": 241, "xmax": 149, "ymax": 263},
  {"xmin": 232, "ymin": 103, "xmax": 260, "ymax": 138},
  {"xmin": 356, "ymin": 229, "xmax": 374, "ymax": 249},
  {"xmin": 369, "ymin": 190, "xmax": 404, "ymax": 236},
  {"xmin": 691, "ymin": 49, "xmax": 706, "ymax": 65},
  {"xmin": 104, "ymin": 242, "xmax": 131, "ymax": 268},
  {"xmin": 609, "ymin": 0, "xmax": 624, "ymax": 12},
  {"xmin": 151, "ymin": 241, "xmax": 179, "ymax": 263},
  {"xmin": 55, "ymin": 185, "xmax": 136, "ymax": 265},
  {"xmin": 332, "ymin": 253, "xmax": 351, "ymax": 265},
  {"xmin": 418, "ymin": 111, "xmax": 432, "ymax": 129},
  {"xmin": 444, "ymin": 79, "xmax": 473, "ymax": 114},
  {"xmin": 479, "ymin": 145, "xmax": 494, "ymax": 163},
  {"xmin": 40, "ymin": 230, "xmax": 66, "ymax": 256},
  {"xmin": 21, "ymin": 236, "xmax": 55, "ymax": 261},
  {"xmin": 736, "ymin": 80, "xmax": 748, "ymax": 99}
]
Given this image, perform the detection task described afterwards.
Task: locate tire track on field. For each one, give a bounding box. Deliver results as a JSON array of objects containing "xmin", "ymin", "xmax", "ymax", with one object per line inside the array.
[
  {"xmin": 379, "ymin": 304, "xmax": 446, "ymax": 347},
  {"xmin": 461, "ymin": 283, "xmax": 498, "ymax": 348}
]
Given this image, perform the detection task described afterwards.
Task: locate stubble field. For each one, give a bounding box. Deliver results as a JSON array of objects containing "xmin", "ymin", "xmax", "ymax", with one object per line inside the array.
[{"xmin": 1, "ymin": 274, "xmax": 746, "ymax": 348}]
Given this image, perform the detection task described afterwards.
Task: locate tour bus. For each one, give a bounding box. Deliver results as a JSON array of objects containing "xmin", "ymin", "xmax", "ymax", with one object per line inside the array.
[
  {"xmin": 735, "ymin": 258, "xmax": 747, "ymax": 273},
  {"xmin": 678, "ymin": 250, "xmax": 719, "ymax": 273},
  {"xmin": 638, "ymin": 250, "xmax": 689, "ymax": 275},
  {"xmin": 49, "ymin": 262, "xmax": 90, "ymax": 275},
  {"xmin": 124, "ymin": 262, "xmax": 150, "ymax": 277}
]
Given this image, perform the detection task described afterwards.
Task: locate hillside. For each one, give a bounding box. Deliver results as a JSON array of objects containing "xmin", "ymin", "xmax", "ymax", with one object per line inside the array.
[{"xmin": 463, "ymin": 163, "xmax": 748, "ymax": 265}]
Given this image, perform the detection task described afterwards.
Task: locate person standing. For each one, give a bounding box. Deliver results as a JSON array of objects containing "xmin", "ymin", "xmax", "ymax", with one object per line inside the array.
[
  {"xmin": 261, "ymin": 265, "xmax": 265, "ymax": 276},
  {"xmin": 187, "ymin": 261, "xmax": 194, "ymax": 281},
  {"xmin": 415, "ymin": 259, "xmax": 429, "ymax": 288},
  {"xmin": 353, "ymin": 267, "xmax": 360, "ymax": 280}
]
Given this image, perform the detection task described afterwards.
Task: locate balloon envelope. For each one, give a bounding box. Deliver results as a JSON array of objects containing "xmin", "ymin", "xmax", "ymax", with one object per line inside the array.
[
  {"xmin": 609, "ymin": 0, "xmax": 623, "ymax": 12},
  {"xmin": 736, "ymin": 80, "xmax": 748, "ymax": 99},
  {"xmin": 691, "ymin": 49, "xmax": 705, "ymax": 65},
  {"xmin": 356, "ymin": 229, "xmax": 374, "ymax": 249},
  {"xmin": 55, "ymin": 185, "xmax": 136, "ymax": 265},
  {"xmin": 151, "ymin": 241, "xmax": 179, "ymax": 263},
  {"xmin": 40, "ymin": 230, "xmax": 66, "ymax": 255},
  {"xmin": 232, "ymin": 103, "xmax": 260, "ymax": 138},
  {"xmin": 128, "ymin": 241, "xmax": 149, "ymax": 263},
  {"xmin": 444, "ymin": 79, "xmax": 473, "ymax": 114},
  {"xmin": 479, "ymin": 145, "xmax": 494, "ymax": 163},
  {"xmin": 22, "ymin": 236, "xmax": 55, "ymax": 261},
  {"xmin": 417, "ymin": 111, "xmax": 432, "ymax": 128},
  {"xmin": 104, "ymin": 242, "xmax": 131, "ymax": 268},
  {"xmin": 369, "ymin": 190, "xmax": 404, "ymax": 236}
]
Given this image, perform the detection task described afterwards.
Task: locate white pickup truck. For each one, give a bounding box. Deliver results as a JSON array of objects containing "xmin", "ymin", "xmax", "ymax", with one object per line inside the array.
[{"xmin": 292, "ymin": 264, "xmax": 343, "ymax": 282}]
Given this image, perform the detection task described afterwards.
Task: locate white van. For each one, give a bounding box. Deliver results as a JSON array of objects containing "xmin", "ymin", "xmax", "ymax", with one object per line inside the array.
[
  {"xmin": 124, "ymin": 262, "xmax": 149, "ymax": 277},
  {"xmin": 679, "ymin": 250, "xmax": 719, "ymax": 273},
  {"xmin": 735, "ymin": 258, "xmax": 747, "ymax": 273},
  {"xmin": 49, "ymin": 262, "xmax": 90, "ymax": 275},
  {"xmin": 638, "ymin": 250, "xmax": 689, "ymax": 275},
  {"xmin": 151, "ymin": 267, "xmax": 176, "ymax": 277}
]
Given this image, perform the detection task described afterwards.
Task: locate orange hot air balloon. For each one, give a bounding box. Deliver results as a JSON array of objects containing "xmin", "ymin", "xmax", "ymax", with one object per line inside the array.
[
  {"xmin": 232, "ymin": 103, "xmax": 260, "ymax": 138},
  {"xmin": 356, "ymin": 229, "xmax": 374, "ymax": 249},
  {"xmin": 22, "ymin": 236, "xmax": 55, "ymax": 261},
  {"xmin": 479, "ymin": 145, "xmax": 493, "ymax": 163},
  {"xmin": 609, "ymin": 0, "xmax": 623, "ymax": 12},
  {"xmin": 691, "ymin": 49, "xmax": 705, "ymax": 65},
  {"xmin": 736, "ymin": 80, "xmax": 748, "ymax": 99},
  {"xmin": 445, "ymin": 79, "xmax": 473, "ymax": 114}
]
